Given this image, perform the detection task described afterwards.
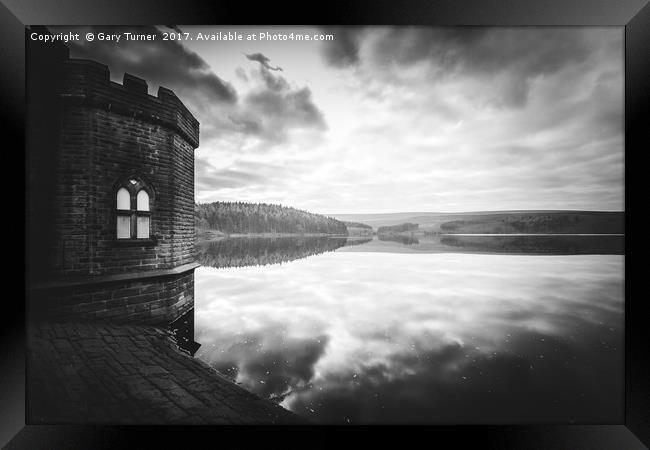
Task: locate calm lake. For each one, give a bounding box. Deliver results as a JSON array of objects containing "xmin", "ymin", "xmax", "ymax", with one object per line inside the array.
[{"xmin": 193, "ymin": 235, "xmax": 624, "ymax": 424}]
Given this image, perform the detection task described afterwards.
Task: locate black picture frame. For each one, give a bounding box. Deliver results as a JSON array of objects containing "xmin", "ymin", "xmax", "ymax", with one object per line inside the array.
[{"xmin": 3, "ymin": 0, "xmax": 647, "ymax": 447}]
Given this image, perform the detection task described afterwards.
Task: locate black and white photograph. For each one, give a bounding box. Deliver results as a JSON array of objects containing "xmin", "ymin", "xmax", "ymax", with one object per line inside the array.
[{"xmin": 25, "ymin": 25, "xmax": 625, "ymax": 425}]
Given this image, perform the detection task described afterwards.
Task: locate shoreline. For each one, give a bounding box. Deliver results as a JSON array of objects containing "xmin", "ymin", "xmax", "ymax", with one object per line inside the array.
[
  {"xmin": 196, "ymin": 230, "xmax": 624, "ymax": 243},
  {"xmin": 196, "ymin": 231, "xmax": 352, "ymax": 240}
]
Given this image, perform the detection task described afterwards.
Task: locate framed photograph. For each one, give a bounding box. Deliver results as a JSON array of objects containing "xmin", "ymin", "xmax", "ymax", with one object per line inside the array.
[{"xmin": 3, "ymin": 0, "xmax": 648, "ymax": 447}]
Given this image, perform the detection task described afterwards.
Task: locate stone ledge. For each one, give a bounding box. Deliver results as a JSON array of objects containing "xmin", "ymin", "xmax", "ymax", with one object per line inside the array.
[{"xmin": 28, "ymin": 262, "xmax": 201, "ymax": 291}]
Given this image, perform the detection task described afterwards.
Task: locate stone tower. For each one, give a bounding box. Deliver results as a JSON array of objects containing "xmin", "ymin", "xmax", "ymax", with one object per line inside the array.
[{"xmin": 27, "ymin": 28, "xmax": 200, "ymax": 324}]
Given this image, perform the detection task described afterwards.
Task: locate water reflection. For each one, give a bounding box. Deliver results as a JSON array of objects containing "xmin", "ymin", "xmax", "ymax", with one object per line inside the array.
[
  {"xmin": 195, "ymin": 239, "xmax": 624, "ymax": 424},
  {"xmin": 196, "ymin": 236, "xmax": 349, "ymax": 268},
  {"xmin": 340, "ymin": 235, "xmax": 624, "ymax": 255},
  {"xmin": 439, "ymin": 234, "xmax": 624, "ymax": 255},
  {"xmin": 378, "ymin": 234, "xmax": 420, "ymax": 245}
]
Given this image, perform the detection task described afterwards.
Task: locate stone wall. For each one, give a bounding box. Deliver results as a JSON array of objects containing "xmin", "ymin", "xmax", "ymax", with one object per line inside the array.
[{"xmin": 30, "ymin": 272, "xmax": 194, "ymax": 325}]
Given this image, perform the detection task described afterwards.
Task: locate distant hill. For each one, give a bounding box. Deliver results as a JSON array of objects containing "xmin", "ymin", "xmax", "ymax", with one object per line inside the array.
[
  {"xmin": 196, "ymin": 202, "xmax": 347, "ymax": 235},
  {"xmin": 438, "ymin": 212, "xmax": 624, "ymax": 234},
  {"xmin": 341, "ymin": 221, "xmax": 372, "ymax": 229},
  {"xmin": 377, "ymin": 223, "xmax": 419, "ymax": 234},
  {"xmin": 342, "ymin": 220, "xmax": 374, "ymax": 236},
  {"xmin": 331, "ymin": 211, "xmax": 624, "ymax": 234}
]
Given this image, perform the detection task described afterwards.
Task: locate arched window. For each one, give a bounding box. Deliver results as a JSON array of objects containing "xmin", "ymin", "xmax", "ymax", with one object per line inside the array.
[{"xmin": 115, "ymin": 178, "xmax": 153, "ymax": 240}]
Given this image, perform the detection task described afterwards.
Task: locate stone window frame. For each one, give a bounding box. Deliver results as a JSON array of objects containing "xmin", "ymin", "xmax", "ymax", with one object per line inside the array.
[{"xmin": 113, "ymin": 175, "xmax": 157, "ymax": 245}]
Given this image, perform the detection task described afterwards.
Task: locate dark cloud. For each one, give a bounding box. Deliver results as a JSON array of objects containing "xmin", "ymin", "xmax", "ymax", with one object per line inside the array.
[
  {"xmin": 258, "ymin": 67, "xmax": 290, "ymax": 92},
  {"xmin": 247, "ymin": 87, "xmax": 324, "ymax": 126},
  {"xmin": 245, "ymin": 52, "xmax": 283, "ymax": 71},
  {"xmin": 323, "ymin": 27, "xmax": 599, "ymax": 108},
  {"xmin": 195, "ymin": 156, "xmax": 268, "ymax": 190},
  {"xmin": 589, "ymin": 70, "xmax": 624, "ymax": 138},
  {"xmin": 320, "ymin": 27, "xmax": 364, "ymax": 68},
  {"xmin": 227, "ymin": 115, "xmax": 263, "ymax": 135},
  {"xmin": 228, "ymin": 63, "xmax": 327, "ymax": 144},
  {"xmin": 53, "ymin": 25, "xmax": 237, "ymax": 109},
  {"xmin": 53, "ymin": 26, "xmax": 328, "ymax": 151}
]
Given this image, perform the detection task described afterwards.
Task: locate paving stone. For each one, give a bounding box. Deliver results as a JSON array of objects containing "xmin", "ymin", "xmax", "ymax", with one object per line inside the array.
[{"xmin": 27, "ymin": 321, "xmax": 306, "ymax": 424}]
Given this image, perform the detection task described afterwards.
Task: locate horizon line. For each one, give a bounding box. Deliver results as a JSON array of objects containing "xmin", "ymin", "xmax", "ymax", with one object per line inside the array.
[{"xmin": 325, "ymin": 209, "xmax": 625, "ymax": 216}]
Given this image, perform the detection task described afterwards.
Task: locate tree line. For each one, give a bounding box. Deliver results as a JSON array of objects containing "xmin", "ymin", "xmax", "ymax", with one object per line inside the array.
[{"xmin": 195, "ymin": 201, "xmax": 348, "ymax": 235}]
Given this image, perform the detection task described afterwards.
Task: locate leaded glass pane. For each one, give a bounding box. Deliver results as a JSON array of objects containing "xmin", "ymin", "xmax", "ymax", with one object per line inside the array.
[
  {"xmin": 137, "ymin": 190, "xmax": 150, "ymax": 211},
  {"xmin": 117, "ymin": 188, "xmax": 130, "ymax": 210},
  {"xmin": 137, "ymin": 216, "xmax": 150, "ymax": 238},
  {"xmin": 117, "ymin": 215, "xmax": 131, "ymax": 238}
]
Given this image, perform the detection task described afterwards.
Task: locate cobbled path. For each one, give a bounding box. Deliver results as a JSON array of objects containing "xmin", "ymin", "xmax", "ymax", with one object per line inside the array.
[{"xmin": 27, "ymin": 321, "xmax": 305, "ymax": 424}]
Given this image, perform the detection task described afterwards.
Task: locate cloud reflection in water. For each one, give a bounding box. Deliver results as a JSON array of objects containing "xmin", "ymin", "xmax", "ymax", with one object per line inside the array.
[{"xmin": 194, "ymin": 251, "xmax": 623, "ymax": 423}]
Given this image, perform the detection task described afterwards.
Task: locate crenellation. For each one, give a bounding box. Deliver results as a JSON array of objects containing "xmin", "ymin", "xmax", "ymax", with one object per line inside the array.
[{"xmin": 122, "ymin": 73, "xmax": 148, "ymax": 95}]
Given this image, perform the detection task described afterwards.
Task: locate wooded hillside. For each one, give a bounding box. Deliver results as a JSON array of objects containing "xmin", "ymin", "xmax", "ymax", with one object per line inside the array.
[{"xmin": 195, "ymin": 201, "xmax": 348, "ymax": 235}]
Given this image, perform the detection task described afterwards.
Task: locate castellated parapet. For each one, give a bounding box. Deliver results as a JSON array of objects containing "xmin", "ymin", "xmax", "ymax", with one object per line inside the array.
[
  {"xmin": 27, "ymin": 36, "xmax": 201, "ymax": 325},
  {"xmin": 61, "ymin": 58, "xmax": 199, "ymax": 148}
]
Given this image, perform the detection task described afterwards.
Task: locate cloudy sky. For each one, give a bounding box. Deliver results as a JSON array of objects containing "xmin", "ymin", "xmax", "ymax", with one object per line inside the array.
[{"xmin": 57, "ymin": 26, "xmax": 624, "ymax": 214}]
